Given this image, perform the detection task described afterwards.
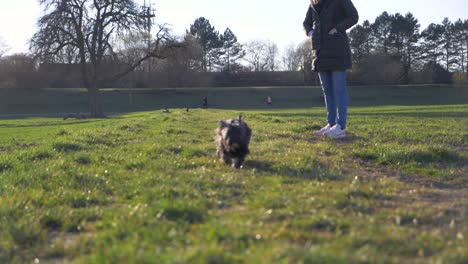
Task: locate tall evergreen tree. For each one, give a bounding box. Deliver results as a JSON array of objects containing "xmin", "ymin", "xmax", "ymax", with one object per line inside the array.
[
  {"xmin": 220, "ymin": 28, "xmax": 245, "ymax": 72},
  {"xmin": 400, "ymin": 13, "xmax": 421, "ymax": 83},
  {"xmin": 465, "ymin": 19, "xmax": 468, "ymax": 76},
  {"xmin": 361, "ymin": 20, "xmax": 374, "ymax": 55},
  {"xmin": 382, "ymin": 13, "xmax": 421, "ymax": 83},
  {"xmin": 453, "ymin": 19, "xmax": 467, "ymax": 73},
  {"xmin": 441, "ymin": 18, "xmax": 457, "ymax": 71},
  {"xmin": 349, "ymin": 20, "xmax": 374, "ymax": 64},
  {"xmin": 420, "ymin": 23, "xmax": 445, "ymax": 65},
  {"xmin": 389, "ymin": 13, "xmax": 406, "ymax": 55},
  {"xmin": 372, "ymin": 12, "xmax": 394, "ymax": 54},
  {"xmin": 350, "ymin": 24, "xmax": 367, "ymax": 64},
  {"xmin": 189, "ymin": 17, "xmax": 222, "ymax": 72}
]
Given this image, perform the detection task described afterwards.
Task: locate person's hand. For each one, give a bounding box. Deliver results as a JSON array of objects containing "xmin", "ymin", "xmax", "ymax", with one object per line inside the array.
[{"xmin": 328, "ymin": 28, "xmax": 338, "ymax": 35}]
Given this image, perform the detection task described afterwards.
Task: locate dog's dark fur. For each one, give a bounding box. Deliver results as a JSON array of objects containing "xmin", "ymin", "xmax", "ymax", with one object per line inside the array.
[{"xmin": 215, "ymin": 115, "xmax": 252, "ymax": 169}]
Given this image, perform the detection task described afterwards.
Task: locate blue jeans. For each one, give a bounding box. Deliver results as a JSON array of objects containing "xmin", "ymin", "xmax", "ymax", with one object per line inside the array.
[{"xmin": 318, "ymin": 71, "xmax": 348, "ymax": 129}]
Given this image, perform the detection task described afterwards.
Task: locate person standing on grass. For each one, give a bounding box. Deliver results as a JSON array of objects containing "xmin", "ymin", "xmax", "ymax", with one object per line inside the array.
[
  {"xmin": 304, "ymin": 0, "xmax": 358, "ymax": 139},
  {"xmin": 202, "ymin": 96, "xmax": 208, "ymax": 108}
]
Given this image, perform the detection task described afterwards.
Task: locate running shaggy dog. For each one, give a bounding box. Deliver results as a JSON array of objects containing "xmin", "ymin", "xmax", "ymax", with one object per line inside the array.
[{"xmin": 215, "ymin": 115, "xmax": 252, "ymax": 169}]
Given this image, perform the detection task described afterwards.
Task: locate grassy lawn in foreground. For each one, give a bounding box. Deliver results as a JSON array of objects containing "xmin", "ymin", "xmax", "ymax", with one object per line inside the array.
[{"xmin": 0, "ymin": 104, "xmax": 467, "ymax": 263}]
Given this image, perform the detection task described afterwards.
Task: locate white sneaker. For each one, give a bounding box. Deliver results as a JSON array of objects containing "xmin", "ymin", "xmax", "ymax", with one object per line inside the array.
[
  {"xmin": 314, "ymin": 124, "xmax": 333, "ymax": 136},
  {"xmin": 325, "ymin": 124, "xmax": 346, "ymax": 139}
]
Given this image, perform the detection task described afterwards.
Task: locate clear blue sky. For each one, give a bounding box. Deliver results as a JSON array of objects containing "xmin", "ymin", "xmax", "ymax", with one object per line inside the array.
[{"xmin": 0, "ymin": 0, "xmax": 467, "ymax": 55}]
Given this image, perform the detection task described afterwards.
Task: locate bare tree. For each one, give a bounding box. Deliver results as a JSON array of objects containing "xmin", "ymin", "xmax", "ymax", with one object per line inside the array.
[
  {"xmin": 243, "ymin": 39, "xmax": 278, "ymax": 72},
  {"xmin": 243, "ymin": 40, "xmax": 267, "ymax": 72},
  {"xmin": 282, "ymin": 43, "xmax": 302, "ymax": 71},
  {"xmin": 266, "ymin": 41, "xmax": 279, "ymax": 72},
  {"xmin": 31, "ymin": 0, "xmax": 178, "ymax": 117},
  {"xmin": 296, "ymin": 39, "xmax": 314, "ymax": 84},
  {"xmin": 296, "ymin": 39, "xmax": 312, "ymax": 72},
  {"xmin": 158, "ymin": 33, "xmax": 205, "ymax": 86},
  {"xmin": 0, "ymin": 36, "xmax": 9, "ymax": 57},
  {"xmin": 114, "ymin": 31, "xmax": 148, "ymax": 70},
  {"xmin": 169, "ymin": 34, "xmax": 204, "ymax": 72}
]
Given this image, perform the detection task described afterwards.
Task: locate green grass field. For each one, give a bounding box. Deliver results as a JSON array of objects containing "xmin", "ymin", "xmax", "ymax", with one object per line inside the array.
[
  {"xmin": 0, "ymin": 85, "xmax": 467, "ymax": 263},
  {"xmin": 1, "ymin": 85, "xmax": 467, "ymax": 116}
]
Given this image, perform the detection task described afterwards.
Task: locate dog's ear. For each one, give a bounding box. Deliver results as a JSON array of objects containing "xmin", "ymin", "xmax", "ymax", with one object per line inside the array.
[
  {"xmin": 238, "ymin": 115, "xmax": 244, "ymax": 123},
  {"xmin": 219, "ymin": 120, "xmax": 227, "ymax": 127}
]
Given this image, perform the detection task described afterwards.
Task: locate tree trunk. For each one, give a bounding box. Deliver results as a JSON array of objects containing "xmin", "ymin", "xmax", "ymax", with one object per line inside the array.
[
  {"xmin": 466, "ymin": 39, "xmax": 468, "ymax": 77},
  {"xmin": 446, "ymin": 47, "xmax": 450, "ymax": 71},
  {"xmin": 461, "ymin": 49, "xmax": 465, "ymax": 74},
  {"xmin": 227, "ymin": 49, "xmax": 231, "ymax": 72},
  {"xmin": 88, "ymin": 86, "xmax": 104, "ymax": 118},
  {"xmin": 202, "ymin": 50, "xmax": 207, "ymax": 72}
]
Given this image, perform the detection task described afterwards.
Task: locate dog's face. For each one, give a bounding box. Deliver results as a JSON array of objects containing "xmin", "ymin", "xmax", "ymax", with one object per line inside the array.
[
  {"xmin": 219, "ymin": 119, "xmax": 243, "ymax": 149},
  {"xmin": 216, "ymin": 115, "xmax": 251, "ymax": 169}
]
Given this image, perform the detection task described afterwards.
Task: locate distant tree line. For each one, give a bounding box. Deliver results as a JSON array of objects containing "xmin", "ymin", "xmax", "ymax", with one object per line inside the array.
[
  {"xmin": 1, "ymin": 10, "xmax": 467, "ymax": 98},
  {"xmin": 348, "ymin": 12, "xmax": 468, "ymax": 85}
]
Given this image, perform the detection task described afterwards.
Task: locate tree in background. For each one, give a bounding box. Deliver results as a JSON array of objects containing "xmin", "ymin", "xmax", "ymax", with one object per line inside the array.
[
  {"xmin": 0, "ymin": 36, "xmax": 9, "ymax": 57},
  {"xmin": 441, "ymin": 18, "xmax": 458, "ymax": 72},
  {"xmin": 243, "ymin": 40, "xmax": 278, "ymax": 72},
  {"xmin": 160, "ymin": 33, "xmax": 205, "ymax": 86},
  {"xmin": 452, "ymin": 19, "xmax": 468, "ymax": 73},
  {"xmin": 0, "ymin": 53, "xmax": 40, "ymax": 89},
  {"xmin": 31, "ymin": 0, "xmax": 177, "ymax": 117},
  {"xmin": 389, "ymin": 13, "xmax": 421, "ymax": 83},
  {"xmin": 266, "ymin": 42, "xmax": 279, "ymax": 72},
  {"xmin": 372, "ymin": 12, "xmax": 393, "ymax": 54},
  {"xmin": 465, "ymin": 19, "xmax": 468, "ymax": 77},
  {"xmin": 189, "ymin": 17, "xmax": 222, "ymax": 72},
  {"xmin": 350, "ymin": 12, "xmax": 417, "ymax": 84},
  {"xmin": 114, "ymin": 32, "xmax": 148, "ymax": 72},
  {"xmin": 347, "ymin": 11, "xmax": 468, "ymax": 84},
  {"xmin": 420, "ymin": 23, "xmax": 445, "ymax": 65},
  {"xmin": 219, "ymin": 28, "xmax": 245, "ymax": 72},
  {"xmin": 465, "ymin": 19, "xmax": 468, "ymax": 78},
  {"xmin": 243, "ymin": 40, "xmax": 267, "ymax": 72},
  {"xmin": 296, "ymin": 40, "xmax": 313, "ymax": 72},
  {"xmin": 295, "ymin": 39, "xmax": 315, "ymax": 84},
  {"xmin": 282, "ymin": 43, "xmax": 302, "ymax": 71},
  {"xmin": 172, "ymin": 34, "xmax": 204, "ymax": 73},
  {"xmin": 349, "ymin": 20, "xmax": 373, "ymax": 65}
]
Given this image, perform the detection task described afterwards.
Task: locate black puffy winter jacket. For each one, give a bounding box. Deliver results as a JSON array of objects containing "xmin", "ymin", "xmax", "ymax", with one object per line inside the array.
[{"xmin": 303, "ymin": 0, "xmax": 359, "ymax": 71}]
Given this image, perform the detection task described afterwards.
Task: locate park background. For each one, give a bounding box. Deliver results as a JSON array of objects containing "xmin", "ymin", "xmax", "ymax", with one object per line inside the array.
[{"xmin": 0, "ymin": 0, "xmax": 467, "ymax": 263}]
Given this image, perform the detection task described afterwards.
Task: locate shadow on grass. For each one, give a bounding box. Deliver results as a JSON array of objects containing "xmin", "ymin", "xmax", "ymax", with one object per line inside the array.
[
  {"xmin": 307, "ymin": 133, "xmax": 364, "ymax": 145},
  {"xmin": 259, "ymin": 112, "xmax": 325, "ymax": 118},
  {"xmin": 0, "ymin": 120, "xmax": 99, "ymax": 128},
  {"xmin": 246, "ymin": 159, "xmax": 343, "ymax": 181},
  {"xmin": 351, "ymin": 111, "xmax": 468, "ymax": 119},
  {"xmin": 397, "ymin": 172, "xmax": 465, "ymax": 189}
]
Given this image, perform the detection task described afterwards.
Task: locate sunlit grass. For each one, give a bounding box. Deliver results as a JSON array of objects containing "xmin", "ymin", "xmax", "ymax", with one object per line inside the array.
[{"xmin": 0, "ymin": 105, "xmax": 467, "ymax": 263}]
